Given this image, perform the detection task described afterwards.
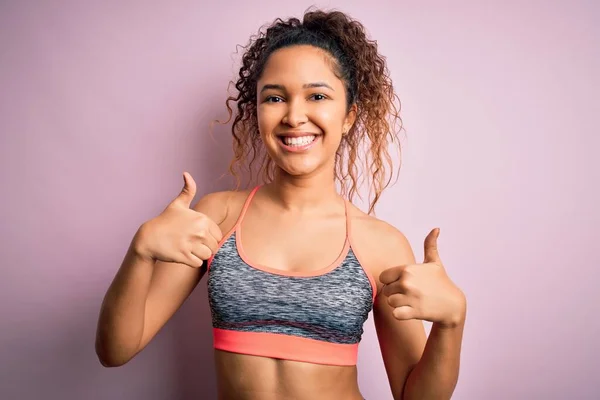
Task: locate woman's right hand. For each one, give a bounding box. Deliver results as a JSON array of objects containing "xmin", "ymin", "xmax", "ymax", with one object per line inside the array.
[{"xmin": 134, "ymin": 172, "xmax": 223, "ymax": 268}]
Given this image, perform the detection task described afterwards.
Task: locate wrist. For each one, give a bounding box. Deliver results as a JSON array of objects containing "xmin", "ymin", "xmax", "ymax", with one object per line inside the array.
[
  {"xmin": 131, "ymin": 224, "xmax": 154, "ymax": 262},
  {"xmin": 435, "ymin": 315, "xmax": 465, "ymax": 330},
  {"xmin": 439, "ymin": 292, "xmax": 467, "ymax": 329}
]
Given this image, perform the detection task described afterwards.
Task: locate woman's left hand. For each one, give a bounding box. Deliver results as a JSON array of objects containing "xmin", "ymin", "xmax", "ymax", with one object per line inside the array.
[{"xmin": 380, "ymin": 228, "xmax": 466, "ymax": 328}]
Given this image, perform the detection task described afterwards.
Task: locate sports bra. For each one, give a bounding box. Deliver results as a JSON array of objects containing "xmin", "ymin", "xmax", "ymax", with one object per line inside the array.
[{"xmin": 205, "ymin": 186, "xmax": 378, "ymax": 366}]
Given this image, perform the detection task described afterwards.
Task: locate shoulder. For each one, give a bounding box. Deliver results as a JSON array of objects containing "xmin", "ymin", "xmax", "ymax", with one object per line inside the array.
[
  {"xmin": 347, "ymin": 203, "xmax": 416, "ymax": 289},
  {"xmin": 192, "ymin": 189, "xmax": 253, "ymax": 231},
  {"xmin": 191, "ymin": 190, "xmax": 232, "ymax": 223},
  {"xmin": 347, "ymin": 206, "xmax": 427, "ymax": 396}
]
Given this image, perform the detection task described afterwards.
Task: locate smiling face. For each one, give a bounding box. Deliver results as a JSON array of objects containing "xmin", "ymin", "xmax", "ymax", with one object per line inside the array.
[{"xmin": 256, "ymin": 45, "xmax": 356, "ymax": 179}]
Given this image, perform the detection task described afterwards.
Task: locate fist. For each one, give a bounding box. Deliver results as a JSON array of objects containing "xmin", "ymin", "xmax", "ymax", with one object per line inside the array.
[
  {"xmin": 134, "ymin": 172, "xmax": 223, "ymax": 268},
  {"xmin": 380, "ymin": 228, "xmax": 466, "ymax": 328}
]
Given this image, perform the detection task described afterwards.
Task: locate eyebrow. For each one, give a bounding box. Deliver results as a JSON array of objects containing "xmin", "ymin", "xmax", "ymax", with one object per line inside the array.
[{"xmin": 259, "ymin": 82, "xmax": 334, "ymax": 93}]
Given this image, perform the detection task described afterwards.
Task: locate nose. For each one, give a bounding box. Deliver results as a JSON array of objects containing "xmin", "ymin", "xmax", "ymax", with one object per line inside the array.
[{"xmin": 281, "ymin": 98, "xmax": 308, "ymax": 127}]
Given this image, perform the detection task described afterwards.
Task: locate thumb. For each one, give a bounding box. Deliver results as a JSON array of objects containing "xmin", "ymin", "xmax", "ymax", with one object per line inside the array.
[
  {"xmin": 423, "ymin": 227, "xmax": 441, "ymax": 264},
  {"xmin": 173, "ymin": 172, "xmax": 197, "ymax": 208}
]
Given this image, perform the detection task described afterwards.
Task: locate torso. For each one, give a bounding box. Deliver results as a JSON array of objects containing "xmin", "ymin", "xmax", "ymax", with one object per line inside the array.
[{"xmin": 206, "ymin": 186, "xmax": 390, "ymax": 400}]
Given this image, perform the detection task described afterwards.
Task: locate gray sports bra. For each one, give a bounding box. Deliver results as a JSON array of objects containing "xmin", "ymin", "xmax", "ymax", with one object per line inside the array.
[{"xmin": 206, "ymin": 186, "xmax": 377, "ymax": 366}]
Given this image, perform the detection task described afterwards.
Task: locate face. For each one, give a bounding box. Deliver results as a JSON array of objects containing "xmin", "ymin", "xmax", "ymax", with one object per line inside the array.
[{"xmin": 256, "ymin": 45, "xmax": 356, "ymax": 178}]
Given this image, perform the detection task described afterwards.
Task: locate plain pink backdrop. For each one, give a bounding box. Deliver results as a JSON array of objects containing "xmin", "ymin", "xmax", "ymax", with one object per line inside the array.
[{"xmin": 1, "ymin": 1, "xmax": 598, "ymax": 399}]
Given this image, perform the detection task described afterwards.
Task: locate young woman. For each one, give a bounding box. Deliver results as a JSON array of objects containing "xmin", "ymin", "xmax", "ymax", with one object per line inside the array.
[{"xmin": 96, "ymin": 9, "xmax": 466, "ymax": 400}]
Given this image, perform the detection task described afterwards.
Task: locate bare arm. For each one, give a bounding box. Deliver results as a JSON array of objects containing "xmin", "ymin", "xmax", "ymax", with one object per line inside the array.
[
  {"xmin": 372, "ymin": 226, "xmax": 427, "ymax": 399},
  {"xmin": 402, "ymin": 321, "xmax": 465, "ymax": 400},
  {"xmin": 373, "ymin": 225, "xmax": 465, "ymax": 400},
  {"xmin": 95, "ymin": 190, "xmax": 230, "ymax": 367}
]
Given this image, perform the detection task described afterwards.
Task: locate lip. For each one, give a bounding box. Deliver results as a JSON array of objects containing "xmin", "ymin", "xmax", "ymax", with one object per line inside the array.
[
  {"xmin": 276, "ymin": 131, "xmax": 321, "ymax": 138},
  {"xmin": 277, "ymin": 134, "xmax": 320, "ymax": 153}
]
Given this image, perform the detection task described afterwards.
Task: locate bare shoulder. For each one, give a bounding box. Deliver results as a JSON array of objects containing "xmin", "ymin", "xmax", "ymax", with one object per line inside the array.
[
  {"xmin": 192, "ymin": 189, "xmax": 253, "ymax": 232},
  {"xmin": 191, "ymin": 190, "xmax": 233, "ymax": 224},
  {"xmin": 347, "ymin": 203, "xmax": 416, "ymax": 290},
  {"xmin": 348, "ymin": 204, "xmax": 426, "ymax": 398}
]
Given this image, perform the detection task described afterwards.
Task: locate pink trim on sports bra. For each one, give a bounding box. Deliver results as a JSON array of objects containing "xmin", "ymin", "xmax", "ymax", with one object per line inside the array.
[
  {"xmin": 236, "ymin": 187, "xmax": 350, "ymax": 277},
  {"xmin": 206, "ymin": 186, "xmax": 378, "ymax": 302}
]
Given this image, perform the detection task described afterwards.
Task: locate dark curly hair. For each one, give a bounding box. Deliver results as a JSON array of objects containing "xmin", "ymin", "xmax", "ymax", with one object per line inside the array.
[{"xmin": 220, "ymin": 8, "xmax": 403, "ymax": 214}]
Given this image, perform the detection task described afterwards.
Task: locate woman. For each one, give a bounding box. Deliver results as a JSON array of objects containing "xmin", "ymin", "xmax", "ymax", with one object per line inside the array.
[{"xmin": 96, "ymin": 9, "xmax": 466, "ymax": 400}]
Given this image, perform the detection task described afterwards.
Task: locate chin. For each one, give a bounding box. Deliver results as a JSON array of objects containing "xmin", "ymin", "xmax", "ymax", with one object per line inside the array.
[
  {"xmin": 279, "ymin": 165, "xmax": 319, "ymax": 177},
  {"xmin": 263, "ymin": 138, "xmax": 337, "ymax": 178},
  {"xmin": 275, "ymin": 158, "xmax": 323, "ymax": 178}
]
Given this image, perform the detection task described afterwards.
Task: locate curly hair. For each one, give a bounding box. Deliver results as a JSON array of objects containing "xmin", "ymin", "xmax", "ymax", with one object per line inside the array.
[{"xmin": 220, "ymin": 8, "xmax": 403, "ymax": 214}]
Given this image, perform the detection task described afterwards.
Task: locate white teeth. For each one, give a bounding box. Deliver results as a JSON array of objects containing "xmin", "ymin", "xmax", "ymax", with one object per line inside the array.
[{"xmin": 283, "ymin": 135, "xmax": 316, "ymax": 146}]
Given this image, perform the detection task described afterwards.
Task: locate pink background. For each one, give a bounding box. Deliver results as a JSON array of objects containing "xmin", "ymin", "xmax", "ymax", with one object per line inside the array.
[{"xmin": 1, "ymin": 1, "xmax": 598, "ymax": 399}]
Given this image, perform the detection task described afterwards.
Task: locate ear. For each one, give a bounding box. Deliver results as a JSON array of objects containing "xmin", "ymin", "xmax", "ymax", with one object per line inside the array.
[{"xmin": 343, "ymin": 103, "xmax": 358, "ymax": 134}]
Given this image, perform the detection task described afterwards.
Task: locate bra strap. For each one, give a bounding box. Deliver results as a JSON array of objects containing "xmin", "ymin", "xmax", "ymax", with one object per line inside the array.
[
  {"xmin": 236, "ymin": 185, "xmax": 261, "ymax": 226},
  {"xmin": 344, "ymin": 198, "xmax": 352, "ymax": 241}
]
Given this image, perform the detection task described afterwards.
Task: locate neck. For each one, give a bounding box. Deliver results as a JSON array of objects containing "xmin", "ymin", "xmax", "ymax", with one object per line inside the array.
[{"xmin": 266, "ymin": 167, "xmax": 341, "ymax": 212}]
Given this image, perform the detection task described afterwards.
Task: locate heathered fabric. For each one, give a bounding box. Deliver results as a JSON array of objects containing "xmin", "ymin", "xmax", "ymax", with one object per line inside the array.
[{"xmin": 207, "ymin": 232, "xmax": 374, "ymax": 345}]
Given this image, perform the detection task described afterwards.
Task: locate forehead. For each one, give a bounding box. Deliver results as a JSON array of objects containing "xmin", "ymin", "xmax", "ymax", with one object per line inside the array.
[{"xmin": 258, "ymin": 45, "xmax": 342, "ymax": 88}]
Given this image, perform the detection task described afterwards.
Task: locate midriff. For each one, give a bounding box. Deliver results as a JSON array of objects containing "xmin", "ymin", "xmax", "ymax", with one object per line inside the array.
[{"xmin": 214, "ymin": 349, "xmax": 365, "ymax": 400}]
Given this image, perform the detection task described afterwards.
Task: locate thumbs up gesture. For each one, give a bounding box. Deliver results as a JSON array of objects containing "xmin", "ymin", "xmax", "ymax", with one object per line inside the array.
[
  {"xmin": 134, "ymin": 172, "xmax": 223, "ymax": 268},
  {"xmin": 380, "ymin": 228, "xmax": 466, "ymax": 328}
]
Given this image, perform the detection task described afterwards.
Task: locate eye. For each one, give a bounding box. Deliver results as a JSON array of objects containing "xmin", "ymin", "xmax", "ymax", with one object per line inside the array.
[
  {"xmin": 310, "ymin": 93, "xmax": 328, "ymax": 101},
  {"xmin": 265, "ymin": 95, "xmax": 284, "ymax": 103}
]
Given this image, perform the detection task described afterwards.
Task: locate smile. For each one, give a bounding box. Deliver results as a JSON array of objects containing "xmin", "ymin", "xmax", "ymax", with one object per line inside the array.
[{"xmin": 278, "ymin": 135, "xmax": 320, "ymax": 152}]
